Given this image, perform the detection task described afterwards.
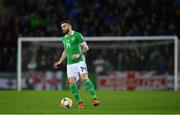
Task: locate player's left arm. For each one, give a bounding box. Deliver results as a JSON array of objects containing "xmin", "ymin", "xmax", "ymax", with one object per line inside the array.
[
  {"xmin": 79, "ymin": 42, "xmax": 89, "ymax": 55},
  {"xmin": 72, "ymin": 42, "xmax": 89, "ymax": 60},
  {"xmin": 72, "ymin": 33, "xmax": 89, "ymax": 60}
]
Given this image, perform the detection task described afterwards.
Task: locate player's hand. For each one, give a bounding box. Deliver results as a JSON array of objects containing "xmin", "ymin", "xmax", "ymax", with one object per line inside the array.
[
  {"xmin": 53, "ymin": 61, "xmax": 61, "ymax": 69},
  {"xmin": 72, "ymin": 54, "xmax": 80, "ymax": 60}
]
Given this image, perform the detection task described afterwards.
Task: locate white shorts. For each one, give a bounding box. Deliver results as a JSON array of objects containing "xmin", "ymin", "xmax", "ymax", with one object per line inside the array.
[{"xmin": 67, "ymin": 61, "xmax": 88, "ymax": 81}]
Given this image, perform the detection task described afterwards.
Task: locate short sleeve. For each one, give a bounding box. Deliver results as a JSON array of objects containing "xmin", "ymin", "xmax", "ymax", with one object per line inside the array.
[{"xmin": 77, "ymin": 33, "xmax": 85, "ymax": 45}]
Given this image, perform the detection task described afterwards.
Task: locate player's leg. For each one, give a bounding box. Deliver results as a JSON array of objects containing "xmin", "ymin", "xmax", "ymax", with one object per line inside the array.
[
  {"xmin": 78, "ymin": 61, "xmax": 100, "ymax": 106},
  {"xmin": 80, "ymin": 73, "xmax": 97, "ymax": 99},
  {"xmin": 67, "ymin": 64, "xmax": 84, "ymax": 108},
  {"xmin": 80, "ymin": 73, "xmax": 100, "ymax": 106},
  {"xmin": 68, "ymin": 77, "xmax": 82, "ymax": 104}
]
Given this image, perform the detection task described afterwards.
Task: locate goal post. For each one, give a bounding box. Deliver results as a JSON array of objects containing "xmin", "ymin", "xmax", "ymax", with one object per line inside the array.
[{"xmin": 17, "ymin": 36, "xmax": 179, "ymax": 91}]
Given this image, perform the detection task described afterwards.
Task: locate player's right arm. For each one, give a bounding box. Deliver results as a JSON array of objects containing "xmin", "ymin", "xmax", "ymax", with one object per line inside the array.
[{"xmin": 53, "ymin": 50, "xmax": 66, "ymax": 69}]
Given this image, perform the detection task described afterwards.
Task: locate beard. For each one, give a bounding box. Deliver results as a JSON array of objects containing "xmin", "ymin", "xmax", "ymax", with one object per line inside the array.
[{"xmin": 63, "ymin": 29, "xmax": 69, "ymax": 34}]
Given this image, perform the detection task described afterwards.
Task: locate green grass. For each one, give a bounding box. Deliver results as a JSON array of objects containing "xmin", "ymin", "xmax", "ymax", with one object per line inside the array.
[{"xmin": 0, "ymin": 90, "xmax": 179, "ymax": 114}]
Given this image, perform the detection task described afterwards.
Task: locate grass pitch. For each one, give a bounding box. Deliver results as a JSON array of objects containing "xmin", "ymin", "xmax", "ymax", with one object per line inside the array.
[{"xmin": 0, "ymin": 90, "xmax": 179, "ymax": 114}]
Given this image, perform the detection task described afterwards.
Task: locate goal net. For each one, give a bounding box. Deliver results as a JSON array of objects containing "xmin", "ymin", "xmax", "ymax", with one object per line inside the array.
[{"xmin": 17, "ymin": 36, "xmax": 179, "ymax": 91}]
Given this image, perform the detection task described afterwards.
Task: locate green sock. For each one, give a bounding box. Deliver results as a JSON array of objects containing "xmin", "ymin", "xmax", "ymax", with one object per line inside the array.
[
  {"xmin": 84, "ymin": 79, "xmax": 97, "ymax": 99},
  {"xmin": 70, "ymin": 83, "xmax": 82, "ymax": 103}
]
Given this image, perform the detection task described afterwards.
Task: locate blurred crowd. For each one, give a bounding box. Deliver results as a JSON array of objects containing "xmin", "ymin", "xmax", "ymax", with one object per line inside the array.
[
  {"xmin": 0, "ymin": 0, "xmax": 179, "ymax": 72},
  {"xmin": 20, "ymin": 41, "xmax": 174, "ymax": 76},
  {"xmin": 91, "ymin": 43, "xmax": 174, "ymax": 75}
]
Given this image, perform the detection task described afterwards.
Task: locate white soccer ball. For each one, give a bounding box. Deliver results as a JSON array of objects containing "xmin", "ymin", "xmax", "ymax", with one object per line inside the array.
[{"xmin": 60, "ymin": 97, "xmax": 73, "ymax": 109}]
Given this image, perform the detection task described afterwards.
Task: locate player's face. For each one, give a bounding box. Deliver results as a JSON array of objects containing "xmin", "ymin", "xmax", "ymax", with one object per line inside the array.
[{"xmin": 61, "ymin": 23, "xmax": 71, "ymax": 34}]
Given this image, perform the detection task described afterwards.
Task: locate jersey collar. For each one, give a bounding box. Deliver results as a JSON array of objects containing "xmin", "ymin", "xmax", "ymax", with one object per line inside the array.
[
  {"xmin": 71, "ymin": 30, "xmax": 75, "ymax": 35},
  {"xmin": 65, "ymin": 30, "xmax": 74, "ymax": 37}
]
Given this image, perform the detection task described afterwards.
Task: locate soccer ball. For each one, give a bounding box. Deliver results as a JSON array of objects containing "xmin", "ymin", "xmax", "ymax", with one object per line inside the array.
[{"xmin": 60, "ymin": 97, "xmax": 73, "ymax": 109}]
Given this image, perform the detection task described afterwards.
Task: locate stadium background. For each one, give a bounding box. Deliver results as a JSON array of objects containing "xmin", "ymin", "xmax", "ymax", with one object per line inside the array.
[
  {"xmin": 0, "ymin": 0, "xmax": 179, "ymax": 90},
  {"xmin": 0, "ymin": 0, "xmax": 180, "ymax": 114}
]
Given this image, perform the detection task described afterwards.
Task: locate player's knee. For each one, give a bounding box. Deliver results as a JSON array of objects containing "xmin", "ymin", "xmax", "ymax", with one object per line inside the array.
[
  {"xmin": 80, "ymin": 73, "xmax": 89, "ymax": 81},
  {"xmin": 68, "ymin": 77, "xmax": 76, "ymax": 84}
]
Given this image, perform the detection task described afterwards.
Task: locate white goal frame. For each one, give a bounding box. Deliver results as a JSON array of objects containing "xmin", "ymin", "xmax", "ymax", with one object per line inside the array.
[{"xmin": 17, "ymin": 36, "xmax": 179, "ymax": 91}]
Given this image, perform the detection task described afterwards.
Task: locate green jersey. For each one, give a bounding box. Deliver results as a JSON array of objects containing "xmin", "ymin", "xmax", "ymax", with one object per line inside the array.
[{"xmin": 62, "ymin": 31, "xmax": 85, "ymax": 64}]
